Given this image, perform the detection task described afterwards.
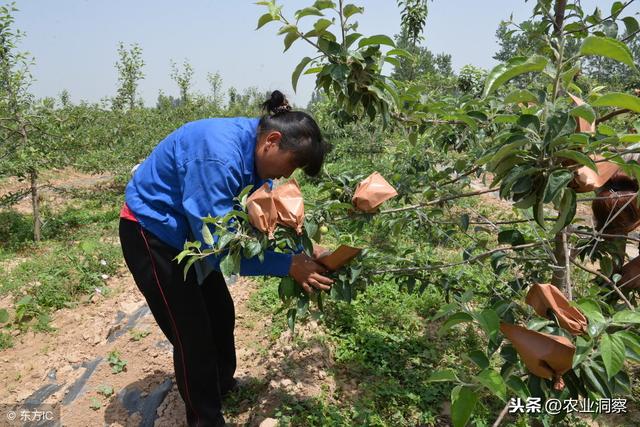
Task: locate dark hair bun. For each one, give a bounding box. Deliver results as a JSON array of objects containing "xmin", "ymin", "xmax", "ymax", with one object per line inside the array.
[{"xmin": 262, "ymin": 90, "xmax": 291, "ymax": 115}]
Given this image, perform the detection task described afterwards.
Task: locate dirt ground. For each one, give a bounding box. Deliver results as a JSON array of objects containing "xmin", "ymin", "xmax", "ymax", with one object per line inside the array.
[
  {"xmin": 0, "ymin": 267, "xmax": 334, "ymax": 427},
  {"xmin": 0, "ymin": 168, "xmax": 114, "ymax": 215}
]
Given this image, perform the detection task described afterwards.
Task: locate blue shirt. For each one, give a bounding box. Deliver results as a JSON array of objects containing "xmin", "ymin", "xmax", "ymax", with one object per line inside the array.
[{"xmin": 125, "ymin": 117, "xmax": 293, "ymax": 279}]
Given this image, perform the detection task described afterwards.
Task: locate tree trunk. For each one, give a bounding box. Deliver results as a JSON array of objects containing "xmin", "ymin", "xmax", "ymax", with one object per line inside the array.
[
  {"xmin": 551, "ymin": 232, "xmax": 566, "ymax": 287},
  {"xmin": 551, "ymin": 231, "xmax": 573, "ymax": 297},
  {"xmin": 554, "ymin": 0, "xmax": 568, "ymax": 35},
  {"xmin": 30, "ymin": 169, "xmax": 41, "ymax": 242}
]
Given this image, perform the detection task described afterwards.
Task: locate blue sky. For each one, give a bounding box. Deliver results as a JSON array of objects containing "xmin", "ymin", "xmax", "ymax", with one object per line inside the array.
[{"xmin": 10, "ymin": 0, "xmax": 623, "ymax": 107}]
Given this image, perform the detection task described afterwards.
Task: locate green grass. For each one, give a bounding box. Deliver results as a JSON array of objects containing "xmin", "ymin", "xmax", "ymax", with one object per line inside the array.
[{"xmin": 0, "ymin": 193, "xmax": 122, "ymax": 336}]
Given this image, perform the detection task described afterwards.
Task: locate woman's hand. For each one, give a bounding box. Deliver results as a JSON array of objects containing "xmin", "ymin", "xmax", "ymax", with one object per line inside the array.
[
  {"xmin": 289, "ymin": 253, "xmax": 334, "ymax": 294},
  {"xmin": 312, "ymin": 243, "xmax": 331, "ymax": 260}
]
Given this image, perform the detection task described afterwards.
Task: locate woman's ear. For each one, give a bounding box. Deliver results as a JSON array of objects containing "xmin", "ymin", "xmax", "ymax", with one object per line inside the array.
[{"xmin": 264, "ymin": 131, "xmax": 282, "ymax": 151}]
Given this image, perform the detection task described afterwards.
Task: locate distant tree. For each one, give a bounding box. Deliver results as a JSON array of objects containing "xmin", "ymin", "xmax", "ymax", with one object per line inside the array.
[
  {"xmin": 59, "ymin": 89, "xmax": 71, "ymax": 108},
  {"xmin": 307, "ymin": 89, "xmax": 325, "ymax": 111},
  {"xmin": 457, "ymin": 64, "xmax": 486, "ymax": 97},
  {"xmin": 155, "ymin": 89, "xmax": 180, "ymax": 109},
  {"xmin": 226, "ymin": 86, "xmax": 265, "ymax": 116},
  {"xmin": 206, "ymin": 71, "xmax": 224, "ymax": 108},
  {"xmin": 227, "ymin": 86, "xmax": 238, "ymax": 109},
  {"xmin": 396, "ymin": 0, "xmax": 431, "ymax": 45},
  {"xmin": 112, "ymin": 42, "xmax": 145, "ymax": 111},
  {"xmin": 170, "ymin": 59, "xmax": 194, "ymax": 104},
  {"xmin": 493, "ymin": 20, "xmax": 531, "ymax": 62},
  {"xmin": 0, "ymin": 3, "xmax": 66, "ymax": 241},
  {"xmin": 391, "ymin": 30, "xmax": 452, "ymax": 81}
]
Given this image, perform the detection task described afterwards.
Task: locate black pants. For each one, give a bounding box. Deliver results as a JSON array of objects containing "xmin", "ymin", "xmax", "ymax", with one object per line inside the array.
[{"xmin": 119, "ymin": 218, "xmax": 234, "ymax": 427}]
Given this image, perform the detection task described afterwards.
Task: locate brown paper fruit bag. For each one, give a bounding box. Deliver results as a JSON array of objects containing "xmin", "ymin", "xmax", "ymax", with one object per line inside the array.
[
  {"xmin": 525, "ymin": 283, "xmax": 587, "ymax": 335},
  {"xmin": 273, "ymin": 178, "xmax": 305, "ymax": 235},
  {"xmin": 571, "ymin": 156, "xmax": 620, "ymax": 193},
  {"xmin": 620, "ymin": 256, "xmax": 640, "ymax": 292},
  {"xmin": 500, "ymin": 322, "xmax": 575, "ymax": 381},
  {"xmin": 246, "ymin": 183, "xmax": 277, "ymax": 238},
  {"xmin": 352, "ymin": 172, "xmax": 398, "ymax": 213},
  {"xmin": 317, "ymin": 245, "xmax": 362, "ymax": 271},
  {"xmin": 591, "ymin": 172, "xmax": 640, "ymax": 234}
]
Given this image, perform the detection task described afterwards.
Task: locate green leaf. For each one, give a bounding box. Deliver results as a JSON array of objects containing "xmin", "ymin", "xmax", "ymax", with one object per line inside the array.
[
  {"xmin": 504, "ymin": 89, "xmax": 538, "ymax": 104},
  {"xmin": 623, "ymin": 17, "xmax": 640, "ymax": 37},
  {"xmin": 296, "ymin": 295, "xmax": 309, "ymax": 317},
  {"xmin": 533, "ymin": 195, "xmax": 546, "ymax": 228},
  {"xmin": 506, "ymin": 375, "xmax": 530, "ymax": 400},
  {"xmin": 459, "ymin": 213, "xmax": 470, "ymax": 232},
  {"xmin": 592, "ymin": 92, "xmax": 640, "ymax": 113},
  {"xmin": 0, "ymin": 308, "xmax": 8, "ymax": 323},
  {"xmin": 386, "ymin": 48, "xmax": 412, "ymax": 58},
  {"xmin": 451, "ymin": 386, "xmax": 478, "ymax": 427},
  {"xmin": 358, "ymin": 34, "xmax": 395, "ymax": 48},
  {"xmin": 483, "ymin": 55, "xmax": 548, "ymax": 97},
  {"xmin": 543, "ymin": 169, "xmax": 573, "ymax": 203},
  {"xmin": 313, "ymin": 0, "xmax": 335, "ymax": 9},
  {"xmin": 256, "ymin": 13, "xmax": 276, "ymax": 29},
  {"xmin": 292, "ymin": 57, "xmax": 312, "ymax": 92},
  {"xmin": 344, "ymin": 32, "xmax": 362, "ymax": 48},
  {"xmin": 617, "ymin": 331, "xmax": 640, "ymax": 354},
  {"xmin": 476, "ymin": 309, "xmax": 500, "ymax": 339},
  {"xmin": 612, "ymin": 310, "xmax": 640, "ymax": 324},
  {"xmin": 219, "ymin": 254, "xmax": 236, "ymax": 276},
  {"xmin": 600, "ymin": 333, "xmax": 626, "ymax": 379},
  {"xmin": 287, "ymin": 307, "xmax": 297, "ymax": 332},
  {"xmin": 438, "ymin": 312, "xmax": 473, "ymax": 336},
  {"xmin": 343, "ymin": 3, "xmax": 364, "ymax": 18},
  {"xmin": 202, "ymin": 224, "xmax": 214, "ymax": 246},
  {"xmin": 486, "ymin": 138, "xmax": 529, "ymax": 170},
  {"xmin": 279, "ymin": 277, "xmax": 296, "ymax": 300},
  {"xmin": 553, "ymin": 150, "xmax": 597, "ymax": 171},
  {"xmin": 620, "ymin": 134, "xmax": 640, "ymax": 143},
  {"xmin": 476, "ymin": 369, "xmax": 507, "ymax": 401},
  {"xmin": 582, "ymin": 364, "xmax": 610, "ymax": 398},
  {"xmin": 314, "ymin": 18, "xmax": 333, "ymax": 33},
  {"xmin": 97, "ymin": 384, "xmax": 114, "ymax": 397},
  {"xmin": 498, "ymin": 229, "xmax": 525, "ymax": 246},
  {"xmin": 601, "ymin": 256, "xmax": 614, "ymax": 277},
  {"xmin": 570, "ymin": 104, "xmax": 596, "ymax": 125},
  {"xmin": 237, "ymin": 184, "xmax": 254, "ymax": 205},
  {"xmin": 182, "ymin": 257, "xmax": 198, "ymax": 281},
  {"xmin": 561, "ymin": 65, "xmax": 581, "ymax": 88},
  {"xmin": 217, "ymin": 233, "xmax": 234, "ymax": 250},
  {"xmin": 295, "ymin": 7, "xmax": 324, "ymax": 20},
  {"xmin": 552, "ymin": 188, "xmax": 576, "ymax": 234},
  {"xmin": 468, "ymin": 350, "xmax": 490, "ymax": 369},
  {"xmin": 277, "ymin": 24, "xmax": 297, "ymax": 35},
  {"xmin": 577, "ymin": 299, "xmax": 606, "ymax": 323},
  {"xmin": 579, "ymin": 35, "xmax": 637, "ymax": 70},
  {"xmin": 243, "ymin": 240, "xmax": 262, "ymax": 258},
  {"xmin": 283, "ymin": 31, "xmax": 299, "ymax": 51},
  {"xmin": 427, "ymin": 369, "xmax": 459, "ymax": 382}
]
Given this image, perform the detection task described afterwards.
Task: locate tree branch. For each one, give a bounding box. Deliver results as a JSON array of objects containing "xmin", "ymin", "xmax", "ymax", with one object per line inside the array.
[
  {"xmin": 379, "ymin": 188, "xmax": 497, "ymax": 215},
  {"xmin": 567, "ymin": 228, "xmax": 640, "ymax": 243},
  {"xmin": 596, "ymin": 108, "xmax": 632, "ymax": 124},
  {"xmin": 570, "ymin": 259, "xmax": 633, "ymax": 309},
  {"xmin": 439, "ymin": 166, "xmax": 481, "ymax": 186},
  {"xmin": 372, "ymin": 242, "xmax": 543, "ymax": 275}
]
